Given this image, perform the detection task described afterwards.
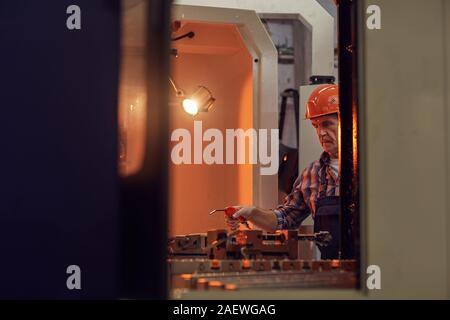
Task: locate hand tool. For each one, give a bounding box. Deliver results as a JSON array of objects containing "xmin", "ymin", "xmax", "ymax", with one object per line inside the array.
[{"xmin": 209, "ymin": 207, "xmax": 250, "ymax": 229}]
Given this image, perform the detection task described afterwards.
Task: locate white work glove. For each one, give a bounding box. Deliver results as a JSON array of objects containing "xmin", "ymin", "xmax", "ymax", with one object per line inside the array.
[
  {"xmin": 225, "ymin": 206, "xmax": 254, "ymax": 232},
  {"xmin": 224, "ymin": 206, "xmax": 241, "ymax": 231}
]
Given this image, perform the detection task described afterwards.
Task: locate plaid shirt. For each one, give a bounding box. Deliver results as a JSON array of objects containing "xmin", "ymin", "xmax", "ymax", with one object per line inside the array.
[{"xmin": 274, "ymin": 152, "xmax": 339, "ymax": 230}]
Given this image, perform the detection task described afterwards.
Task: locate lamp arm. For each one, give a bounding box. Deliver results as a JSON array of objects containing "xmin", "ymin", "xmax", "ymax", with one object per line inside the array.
[{"xmin": 169, "ymin": 77, "xmax": 183, "ymax": 97}]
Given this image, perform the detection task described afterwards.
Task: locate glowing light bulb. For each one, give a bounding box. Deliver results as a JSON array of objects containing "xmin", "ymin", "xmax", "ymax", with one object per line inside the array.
[{"xmin": 182, "ymin": 98, "xmax": 199, "ymax": 116}]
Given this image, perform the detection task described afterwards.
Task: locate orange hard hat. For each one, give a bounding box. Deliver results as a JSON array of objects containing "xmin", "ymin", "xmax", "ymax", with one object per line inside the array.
[{"xmin": 305, "ymin": 84, "xmax": 339, "ymax": 119}]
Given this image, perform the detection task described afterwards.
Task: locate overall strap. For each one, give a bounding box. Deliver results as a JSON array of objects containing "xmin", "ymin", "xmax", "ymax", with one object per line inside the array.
[{"xmin": 318, "ymin": 163, "xmax": 329, "ymax": 198}]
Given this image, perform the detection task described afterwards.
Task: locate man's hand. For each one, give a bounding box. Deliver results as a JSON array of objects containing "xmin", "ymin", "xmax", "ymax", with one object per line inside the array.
[
  {"xmin": 232, "ymin": 207, "xmax": 255, "ymax": 221},
  {"xmin": 224, "ymin": 206, "xmax": 278, "ymax": 232},
  {"xmin": 226, "ymin": 206, "xmax": 255, "ymax": 231},
  {"xmin": 224, "ymin": 206, "xmax": 246, "ymax": 231}
]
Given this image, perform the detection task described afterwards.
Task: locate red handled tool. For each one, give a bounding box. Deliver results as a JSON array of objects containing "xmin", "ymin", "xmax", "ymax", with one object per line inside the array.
[{"xmin": 209, "ymin": 206, "xmax": 250, "ymax": 229}]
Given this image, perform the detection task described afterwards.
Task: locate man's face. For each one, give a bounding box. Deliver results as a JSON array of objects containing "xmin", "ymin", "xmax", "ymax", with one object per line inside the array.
[{"xmin": 311, "ymin": 114, "xmax": 339, "ymax": 158}]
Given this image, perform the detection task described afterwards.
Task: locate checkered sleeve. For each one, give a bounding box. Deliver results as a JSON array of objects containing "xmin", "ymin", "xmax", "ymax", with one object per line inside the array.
[{"xmin": 273, "ymin": 166, "xmax": 312, "ymax": 230}]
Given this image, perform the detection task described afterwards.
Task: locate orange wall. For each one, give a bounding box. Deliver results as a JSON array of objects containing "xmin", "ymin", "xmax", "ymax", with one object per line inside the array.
[{"xmin": 169, "ymin": 23, "xmax": 253, "ymax": 236}]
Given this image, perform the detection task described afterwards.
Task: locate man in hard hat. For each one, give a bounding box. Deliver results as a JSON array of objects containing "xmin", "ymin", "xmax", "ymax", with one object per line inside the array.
[{"xmin": 226, "ymin": 84, "xmax": 351, "ymax": 259}]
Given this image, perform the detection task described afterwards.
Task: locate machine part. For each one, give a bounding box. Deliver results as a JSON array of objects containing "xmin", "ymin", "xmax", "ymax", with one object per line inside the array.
[
  {"xmin": 171, "ymin": 31, "xmax": 195, "ymax": 41},
  {"xmin": 168, "ymin": 259, "xmax": 212, "ymax": 275},
  {"xmin": 299, "ymin": 231, "xmax": 333, "ymax": 247},
  {"xmin": 221, "ymin": 260, "xmax": 242, "ymax": 272},
  {"xmin": 309, "ymin": 75, "xmax": 335, "ymax": 85},
  {"xmin": 168, "ymin": 230, "xmax": 331, "ymax": 260},
  {"xmin": 226, "ymin": 230, "xmax": 299, "ymax": 260},
  {"xmin": 312, "ymin": 260, "xmax": 333, "ymax": 272},
  {"xmin": 252, "ymin": 260, "xmax": 272, "ymax": 272},
  {"xmin": 170, "ymin": 261, "xmax": 358, "ymax": 290},
  {"xmin": 206, "ymin": 229, "xmax": 229, "ymax": 260},
  {"xmin": 168, "ymin": 233, "xmax": 207, "ymax": 256},
  {"xmin": 168, "ymin": 258, "xmax": 357, "ymax": 275},
  {"xmin": 278, "ymin": 88, "xmax": 300, "ymax": 194},
  {"xmin": 281, "ymin": 260, "xmax": 301, "ymax": 271}
]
